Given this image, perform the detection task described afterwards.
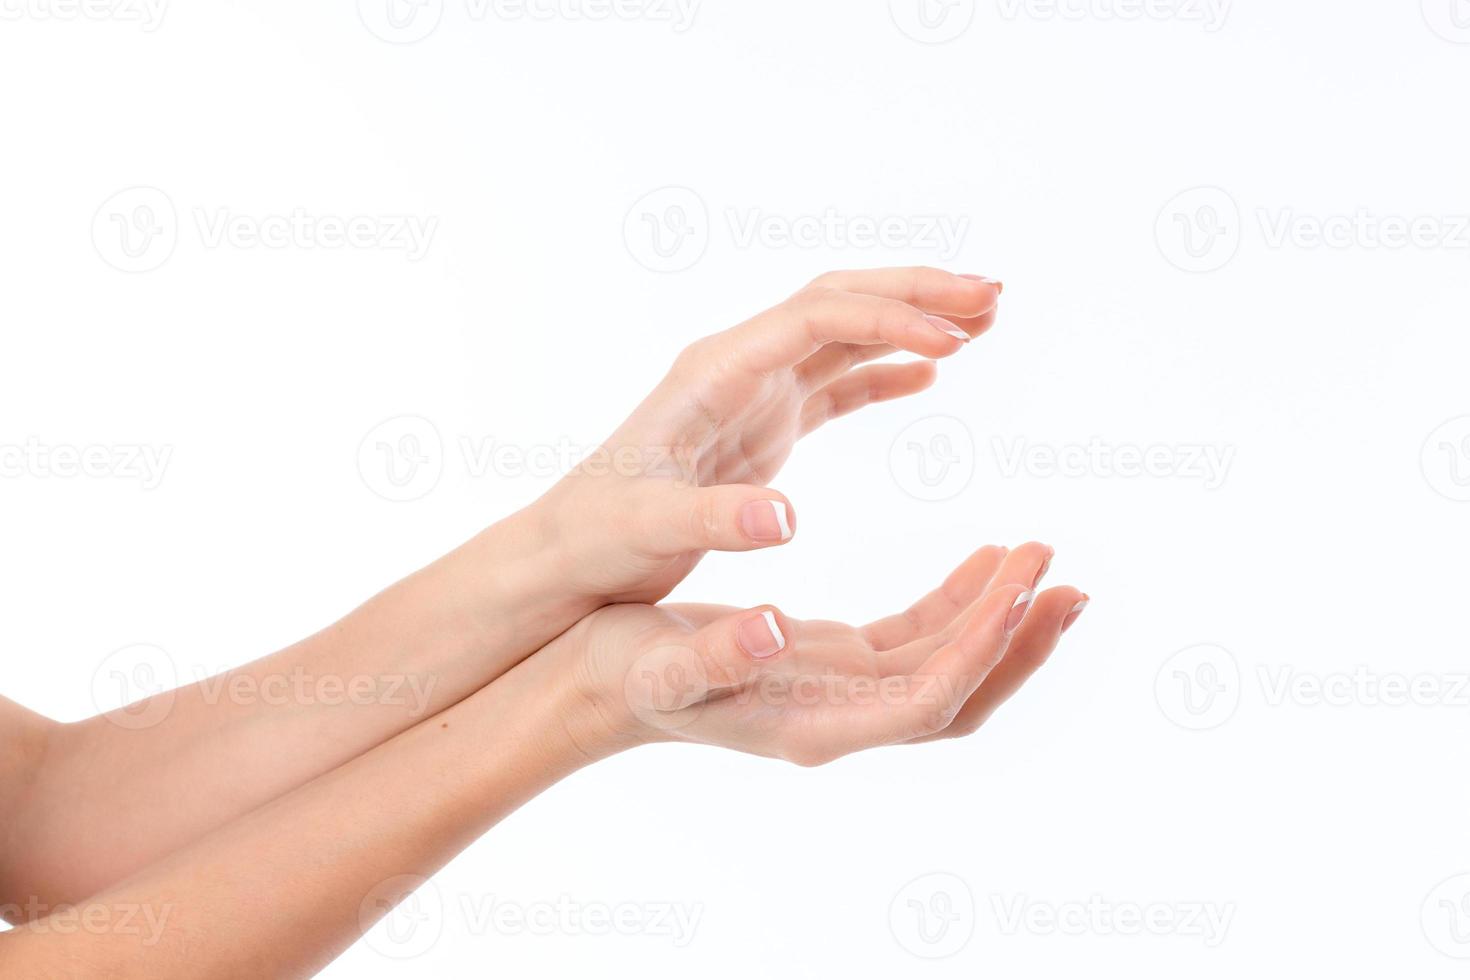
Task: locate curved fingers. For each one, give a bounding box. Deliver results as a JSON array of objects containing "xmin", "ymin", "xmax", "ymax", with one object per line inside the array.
[
  {"xmin": 718, "ymin": 288, "xmax": 967, "ymax": 375},
  {"xmin": 798, "ymin": 361, "xmax": 938, "ymax": 437},
  {"xmin": 781, "ymin": 584, "xmax": 1032, "ymax": 765},
  {"xmin": 862, "ymin": 545, "xmax": 1010, "ymax": 651},
  {"xmin": 809, "ymin": 267, "xmax": 1001, "ymax": 317},
  {"xmin": 908, "ymin": 586, "xmax": 1087, "ymax": 742}
]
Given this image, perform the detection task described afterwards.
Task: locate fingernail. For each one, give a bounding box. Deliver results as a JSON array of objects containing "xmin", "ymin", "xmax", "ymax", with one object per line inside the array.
[
  {"xmin": 740, "ymin": 500, "xmax": 793, "ymax": 542},
  {"xmin": 925, "ymin": 314, "xmax": 970, "ymax": 343},
  {"xmin": 961, "ymin": 274, "xmax": 1004, "ymax": 294},
  {"xmin": 1061, "ymin": 596, "xmax": 1089, "ymax": 633},
  {"xmin": 1033, "ymin": 551, "xmax": 1053, "ymax": 589},
  {"xmin": 737, "ymin": 610, "xmax": 786, "ymax": 659},
  {"xmin": 1005, "ymin": 590, "xmax": 1035, "ymax": 633}
]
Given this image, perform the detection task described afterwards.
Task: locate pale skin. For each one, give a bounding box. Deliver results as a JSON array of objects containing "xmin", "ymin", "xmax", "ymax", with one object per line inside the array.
[{"xmin": 0, "ymin": 268, "xmax": 1088, "ymax": 977}]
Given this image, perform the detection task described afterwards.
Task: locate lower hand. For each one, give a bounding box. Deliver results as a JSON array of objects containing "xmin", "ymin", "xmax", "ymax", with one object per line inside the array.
[{"xmin": 554, "ymin": 542, "xmax": 1088, "ymax": 766}]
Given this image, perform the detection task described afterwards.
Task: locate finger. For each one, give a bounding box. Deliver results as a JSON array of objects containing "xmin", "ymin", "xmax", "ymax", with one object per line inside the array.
[
  {"xmin": 633, "ymin": 483, "xmax": 796, "ymax": 557},
  {"xmin": 912, "ymin": 588, "xmax": 1087, "ymax": 741},
  {"xmin": 985, "ymin": 541, "xmax": 1055, "ymax": 593},
  {"xmin": 834, "ymin": 584, "xmax": 1035, "ymax": 750},
  {"xmin": 795, "ymin": 304, "xmax": 998, "ymax": 389},
  {"xmin": 719, "ymin": 289, "xmax": 970, "ymax": 375},
  {"xmin": 862, "ymin": 545, "xmax": 1010, "ymax": 651},
  {"xmin": 798, "ymin": 361, "xmax": 938, "ymax": 437},
  {"xmin": 934, "ymin": 305, "xmax": 999, "ymax": 342},
  {"xmin": 623, "ymin": 606, "xmax": 791, "ymax": 734},
  {"xmin": 688, "ymin": 604, "xmax": 792, "ymax": 698},
  {"xmin": 809, "ymin": 267, "xmax": 1002, "ymax": 317}
]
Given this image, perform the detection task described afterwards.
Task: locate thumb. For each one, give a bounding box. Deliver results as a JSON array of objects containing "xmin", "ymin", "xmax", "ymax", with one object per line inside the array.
[
  {"xmin": 622, "ymin": 605, "xmax": 790, "ymax": 735},
  {"xmin": 688, "ymin": 605, "xmax": 791, "ymax": 695},
  {"xmin": 635, "ymin": 484, "xmax": 796, "ymax": 557}
]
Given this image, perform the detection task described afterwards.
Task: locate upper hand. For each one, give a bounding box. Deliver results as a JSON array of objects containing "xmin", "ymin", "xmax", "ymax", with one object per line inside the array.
[{"xmin": 535, "ymin": 267, "xmax": 1003, "ymax": 603}]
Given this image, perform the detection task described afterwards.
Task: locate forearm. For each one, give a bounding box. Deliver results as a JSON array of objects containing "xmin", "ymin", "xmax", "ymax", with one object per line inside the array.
[
  {"xmin": 0, "ymin": 640, "xmax": 610, "ymax": 980},
  {"xmin": 4, "ymin": 504, "xmax": 597, "ymax": 907}
]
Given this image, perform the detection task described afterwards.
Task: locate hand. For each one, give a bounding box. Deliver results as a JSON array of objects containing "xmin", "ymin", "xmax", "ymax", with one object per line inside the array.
[
  {"xmin": 555, "ymin": 543, "xmax": 1087, "ymax": 767},
  {"xmin": 533, "ymin": 267, "xmax": 1003, "ymax": 602}
]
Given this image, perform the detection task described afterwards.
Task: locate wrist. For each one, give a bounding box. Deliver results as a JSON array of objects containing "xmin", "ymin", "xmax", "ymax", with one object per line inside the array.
[{"xmin": 453, "ymin": 502, "xmax": 599, "ymax": 648}]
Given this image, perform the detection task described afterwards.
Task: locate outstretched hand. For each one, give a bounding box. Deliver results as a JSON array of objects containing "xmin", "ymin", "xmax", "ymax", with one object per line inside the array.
[
  {"xmin": 535, "ymin": 267, "xmax": 1002, "ymax": 603},
  {"xmin": 553, "ymin": 542, "xmax": 1087, "ymax": 767}
]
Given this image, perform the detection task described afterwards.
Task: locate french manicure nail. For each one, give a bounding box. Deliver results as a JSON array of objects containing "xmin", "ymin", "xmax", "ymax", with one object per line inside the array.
[
  {"xmin": 1033, "ymin": 552, "xmax": 1053, "ymax": 589},
  {"xmin": 960, "ymin": 274, "xmax": 1004, "ymax": 294},
  {"xmin": 925, "ymin": 314, "xmax": 970, "ymax": 343},
  {"xmin": 740, "ymin": 499, "xmax": 793, "ymax": 542},
  {"xmin": 737, "ymin": 610, "xmax": 786, "ymax": 659},
  {"xmin": 1061, "ymin": 597, "xmax": 1090, "ymax": 633},
  {"xmin": 1005, "ymin": 590, "xmax": 1035, "ymax": 633}
]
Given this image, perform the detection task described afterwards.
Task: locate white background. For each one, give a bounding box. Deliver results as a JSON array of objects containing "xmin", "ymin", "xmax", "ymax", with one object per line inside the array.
[{"xmin": 3, "ymin": 0, "xmax": 1469, "ymax": 976}]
